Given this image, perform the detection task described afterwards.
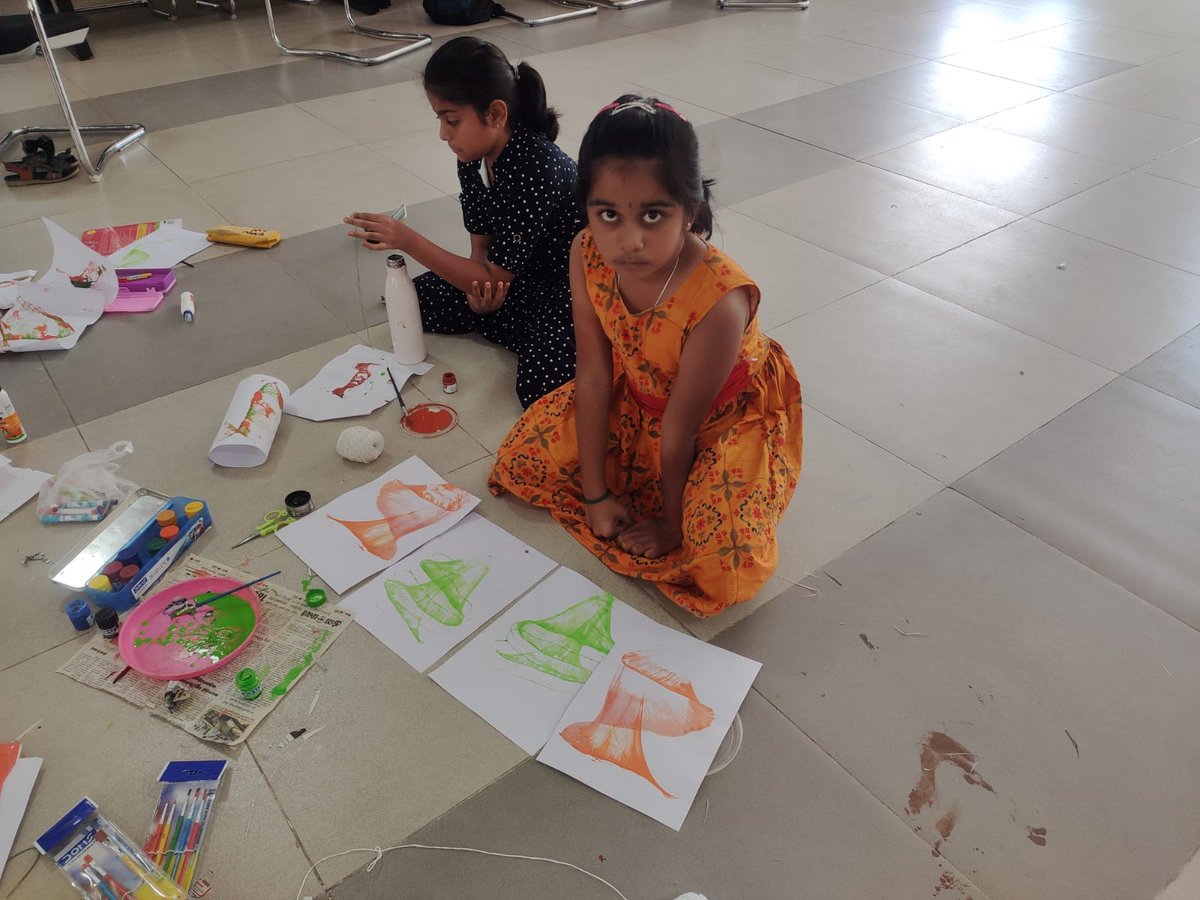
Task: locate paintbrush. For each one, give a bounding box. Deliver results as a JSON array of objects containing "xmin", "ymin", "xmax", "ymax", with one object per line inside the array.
[
  {"xmin": 164, "ymin": 571, "xmax": 280, "ymax": 618},
  {"xmin": 385, "ymin": 366, "xmax": 410, "ymax": 421}
]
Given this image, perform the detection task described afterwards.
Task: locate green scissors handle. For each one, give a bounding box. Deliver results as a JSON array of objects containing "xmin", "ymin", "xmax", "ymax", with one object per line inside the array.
[{"xmin": 232, "ymin": 508, "xmax": 294, "ymax": 548}]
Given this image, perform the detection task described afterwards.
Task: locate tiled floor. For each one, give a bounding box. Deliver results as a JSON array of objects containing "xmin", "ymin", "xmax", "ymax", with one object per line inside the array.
[{"xmin": 2, "ymin": 1, "xmax": 1199, "ymax": 898}]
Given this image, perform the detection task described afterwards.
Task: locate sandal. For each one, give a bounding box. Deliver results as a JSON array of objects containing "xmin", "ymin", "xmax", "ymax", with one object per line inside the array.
[{"xmin": 4, "ymin": 135, "xmax": 79, "ymax": 186}]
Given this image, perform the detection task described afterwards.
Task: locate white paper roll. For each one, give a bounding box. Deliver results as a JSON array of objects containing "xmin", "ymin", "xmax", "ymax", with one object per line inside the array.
[{"xmin": 208, "ymin": 374, "xmax": 290, "ymax": 468}]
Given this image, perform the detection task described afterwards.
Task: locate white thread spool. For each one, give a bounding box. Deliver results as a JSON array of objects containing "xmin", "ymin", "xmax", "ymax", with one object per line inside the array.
[{"xmin": 336, "ymin": 426, "xmax": 384, "ymax": 463}]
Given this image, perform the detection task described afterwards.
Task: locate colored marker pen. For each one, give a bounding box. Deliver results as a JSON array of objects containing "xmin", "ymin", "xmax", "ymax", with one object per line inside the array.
[{"xmin": 180, "ymin": 291, "xmax": 196, "ymax": 323}]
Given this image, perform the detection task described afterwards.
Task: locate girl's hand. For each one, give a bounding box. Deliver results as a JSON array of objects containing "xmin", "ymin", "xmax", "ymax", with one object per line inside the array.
[
  {"xmin": 344, "ymin": 212, "xmax": 410, "ymax": 251},
  {"xmin": 467, "ymin": 280, "xmax": 508, "ymax": 314},
  {"xmin": 585, "ymin": 495, "xmax": 632, "ymax": 540},
  {"xmin": 617, "ymin": 519, "xmax": 683, "ymax": 559}
]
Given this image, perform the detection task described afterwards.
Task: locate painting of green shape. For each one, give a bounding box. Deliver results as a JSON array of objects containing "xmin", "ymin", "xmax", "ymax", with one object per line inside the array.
[
  {"xmin": 497, "ymin": 593, "xmax": 615, "ymax": 683},
  {"xmin": 385, "ymin": 557, "xmax": 490, "ymax": 642}
]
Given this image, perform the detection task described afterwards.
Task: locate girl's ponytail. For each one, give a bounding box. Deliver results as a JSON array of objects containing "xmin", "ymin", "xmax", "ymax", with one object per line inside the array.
[
  {"xmin": 514, "ymin": 62, "xmax": 560, "ymax": 142},
  {"xmin": 691, "ymin": 177, "xmax": 715, "ymax": 239}
]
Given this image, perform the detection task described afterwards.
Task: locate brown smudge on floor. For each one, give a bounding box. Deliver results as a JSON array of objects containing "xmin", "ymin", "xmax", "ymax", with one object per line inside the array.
[
  {"xmin": 907, "ymin": 732, "xmax": 995, "ymax": 815},
  {"xmin": 936, "ymin": 808, "xmax": 958, "ymax": 840},
  {"xmin": 932, "ymin": 870, "xmax": 974, "ymax": 898},
  {"xmin": 859, "ymin": 633, "xmax": 878, "ymax": 650},
  {"xmin": 1026, "ymin": 826, "xmax": 1047, "ymax": 846}
]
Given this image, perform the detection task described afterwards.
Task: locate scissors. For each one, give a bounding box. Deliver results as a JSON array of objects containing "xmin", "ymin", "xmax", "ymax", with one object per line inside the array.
[{"xmin": 231, "ymin": 508, "xmax": 294, "ymax": 548}]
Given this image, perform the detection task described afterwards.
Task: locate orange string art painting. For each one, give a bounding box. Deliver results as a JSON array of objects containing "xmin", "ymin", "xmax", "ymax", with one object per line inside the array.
[
  {"xmin": 560, "ymin": 651, "xmax": 715, "ymax": 798},
  {"xmin": 330, "ymin": 480, "xmax": 471, "ymax": 560}
]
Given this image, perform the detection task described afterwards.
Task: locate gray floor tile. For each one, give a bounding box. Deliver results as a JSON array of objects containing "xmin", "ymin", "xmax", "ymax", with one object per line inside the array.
[
  {"xmin": 847, "ymin": 60, "xmax": 1051, "ymax": 121},
  {"xmin": 0, "ymin": 352, "xmax": 75, "ymax": 437},
  {"xmin": 955, "ymin": 376, "xmax": 1200, "ymax": 631},
  {"xmin": 739, "ymin": 87, "xmax": 959, "ymax": 159},
  {"xmin": 717, "ymin": 489, "xmax": 1200, "ymax": 900},
  {"xmin": 270, "ymin": 194, "xmax": 467, "ymax": 334},
  {"xmin": 41, "ymin": 249, "xmax": 348, "ymax": 424},
  {"xmin": 329, "ymin": 691, "xmax": 987, "ymax": 900},
  {"xmin": 244, "ymin": 55, "xmax": 420, "ymax": 104},
  {"xmin": 92, "ymin": 70, "xmax": 290, "ymax": 133},
  {"xmin": 698, "ymin": 116, "xmax": 851, "ymax": 207},
  {"xmin": 1127, "ymin": 324, "xmax": 1200, "ymax": 410},
  {"xmin": 0, "ymin": 100, "xmax": 115, "ymax": 144}
]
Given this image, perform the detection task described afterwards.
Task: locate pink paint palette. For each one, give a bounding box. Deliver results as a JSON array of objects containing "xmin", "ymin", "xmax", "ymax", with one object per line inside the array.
[{"xmin": 118, "ymin": 576, "xmax": 262, "ymax": 680}]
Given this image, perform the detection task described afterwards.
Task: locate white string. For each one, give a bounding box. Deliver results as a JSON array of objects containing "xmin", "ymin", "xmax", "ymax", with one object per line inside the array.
[{"xmin": 295, "ymin": 843, "xmax": 631, "ymax": 900}]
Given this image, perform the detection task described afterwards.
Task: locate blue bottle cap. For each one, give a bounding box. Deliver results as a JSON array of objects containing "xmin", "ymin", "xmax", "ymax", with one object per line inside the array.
[
  {"xmin": 117, "ymin": 547, "xmax": 139, "ymax": 565},
  {"xmin": 65, "ymin": 598, "xmax": 94, "ymax": 631}
]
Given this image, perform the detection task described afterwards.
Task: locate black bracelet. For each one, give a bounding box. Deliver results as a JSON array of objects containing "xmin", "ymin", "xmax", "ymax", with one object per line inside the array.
[{"xmin": 581, "ymin": 489, "xmax": 611, "ymax": 505}]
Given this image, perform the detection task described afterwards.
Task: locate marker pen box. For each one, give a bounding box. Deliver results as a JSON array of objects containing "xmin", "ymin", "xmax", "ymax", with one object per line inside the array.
[
  {"xmin": 142, "ymin": 760, "xmax": 228, "ymax": 891},
  {"xmin": 81, "ymin": 496, "xmax": 213, "ymax": 613},
  {"xmin": 36, "ymin": 797, "xmax": 187, "ymax": 900}
]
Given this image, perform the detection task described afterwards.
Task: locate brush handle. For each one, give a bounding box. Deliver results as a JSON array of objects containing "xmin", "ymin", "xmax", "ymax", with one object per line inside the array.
[{"xmin": 192, "ymin": 571, "xmax": 281, "ymax": 610}]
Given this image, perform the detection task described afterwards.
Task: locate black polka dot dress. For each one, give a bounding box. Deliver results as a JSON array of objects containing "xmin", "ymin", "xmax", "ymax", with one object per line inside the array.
[{"xmin": 415, "ymin": 126, "xmax": 583, "ymax": 409}]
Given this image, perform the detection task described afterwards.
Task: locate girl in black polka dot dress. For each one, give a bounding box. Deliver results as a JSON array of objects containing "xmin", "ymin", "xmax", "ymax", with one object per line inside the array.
[{"xmin": 345, "ymin": 36, "xmax": 582, "ymax": 408}]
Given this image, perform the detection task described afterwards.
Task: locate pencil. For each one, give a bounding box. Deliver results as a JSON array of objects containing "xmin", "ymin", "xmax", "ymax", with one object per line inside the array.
[{"xmin": 385, "ymin": 367, "xmax": 410, "ymax": 419}]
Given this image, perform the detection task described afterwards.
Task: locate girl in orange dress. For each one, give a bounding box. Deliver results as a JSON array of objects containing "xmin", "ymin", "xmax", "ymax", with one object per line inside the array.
[{"xmin": 488, "ymin": 95, "xmax": 803, "ymax": 617}]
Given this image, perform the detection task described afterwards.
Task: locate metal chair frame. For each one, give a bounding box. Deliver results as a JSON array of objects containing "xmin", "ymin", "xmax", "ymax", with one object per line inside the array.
[
  {"xmin": 497, "ymin": 0, "xmax": 595, "ymax": 27},
  {"xmin": 718, "ymin": 0, "xmax": 808, "ymax": 8},
  {"xmin": 589, "ymin": 0, "xmax": 663, "ymax": 8},
  {"xmin": 0, "ymin": 0, "xmax": 145, "ymax": 182},
  {"xmin": 263, "ymin": 0, "xmax": 431, "ymax": 66}
]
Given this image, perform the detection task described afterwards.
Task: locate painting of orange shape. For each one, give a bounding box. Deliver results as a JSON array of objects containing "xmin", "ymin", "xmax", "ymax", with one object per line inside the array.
[
  {"xmin": 331, "ymin": 480, "xmax": 470, "ymax": 559},
  {"xmin": 560, "ymin": 651, "xmax": 715, "ymax": 798}
]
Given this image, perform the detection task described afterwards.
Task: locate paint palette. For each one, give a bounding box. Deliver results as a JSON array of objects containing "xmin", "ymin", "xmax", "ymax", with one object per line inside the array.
[
  {"xmin": 118, "ymin": 576, "xmax": 262, "ymax": 680},
  {"xmin": 401, "ymin": 402, "xmax": 458, "ymax": 438}
]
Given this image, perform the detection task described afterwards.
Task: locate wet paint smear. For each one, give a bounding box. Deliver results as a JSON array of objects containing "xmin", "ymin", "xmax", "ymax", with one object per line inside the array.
[
  {"xmin": 133, "ymin": 592, "xmax": 255, "ymax": 661},
  {"xmin": 1026, "ymin": 825, "xmax": 1047, "ymax": 846},
  {"xmin": 933, "ymin": 871, "xmax": 973, "ymax": 898},
  {"xmin": 907, "ymin": 732, "xmax": 995, "ymax": 816},
  {"xmin": 270, "ymin": 629, "xmax": 330, "ymax": 697},
  {"xmin": 932, "ymin": 806, "xmax": 959, "ymax": 856},
  {"xmin": 859, "ymin": 633, "xmax": 877, "ymax": 651}
]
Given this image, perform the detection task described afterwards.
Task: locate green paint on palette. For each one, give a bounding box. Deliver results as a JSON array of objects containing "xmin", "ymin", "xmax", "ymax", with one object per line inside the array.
[
  {"xmin": 270, "ymin": 629, "xmax": 330, "ymax": 698},
  {"xmin": 133, "ymin": 592, "xmax": 256, "ymax": 661}
]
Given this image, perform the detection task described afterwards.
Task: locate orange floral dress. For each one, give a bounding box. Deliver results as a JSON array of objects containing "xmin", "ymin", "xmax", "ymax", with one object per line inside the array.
[{"xmin": 487, "ymin": 228, "xmax": 803, "ymax": 617}]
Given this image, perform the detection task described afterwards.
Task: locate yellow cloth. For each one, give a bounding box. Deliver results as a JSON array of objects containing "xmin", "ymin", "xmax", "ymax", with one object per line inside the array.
[
  {"xmin": 205, "ymin": 226, "xmax": 281, "ymax": 249},
  {"xmin": 488, "ymin": 228, "xmax": 803, "ymax": 618}
]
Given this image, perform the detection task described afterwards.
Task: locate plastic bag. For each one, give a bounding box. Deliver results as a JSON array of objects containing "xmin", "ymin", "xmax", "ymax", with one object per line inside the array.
[{"xmin": 37, "ymin": 440, "xmax": 137, "ymax": 524}]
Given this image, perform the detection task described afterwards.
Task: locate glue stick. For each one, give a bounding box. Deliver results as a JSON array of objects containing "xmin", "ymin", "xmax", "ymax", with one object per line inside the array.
[{"xmin": 180, "ymin": 291, "xmax": 196, "ymax": 323}]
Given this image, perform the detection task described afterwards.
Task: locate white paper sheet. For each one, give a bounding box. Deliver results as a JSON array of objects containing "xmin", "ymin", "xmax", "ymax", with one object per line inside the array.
[
  {"xmin": 430, "ymin": 567, "xmax": 660, "ymax": 754},
  {"xmin": 207, "ymin": 374, "xmax": 289, "ymax": 468},
  {"xmin": 105, "ymin": 223, "xmax": 211, "ymax": 269},
  {"xmin": 286, "ymin": 344, "xmax": 433, "ymax": 421},
  {"xmin": 0, "ymin": 455, "xmax": 51, "ymax": 523},
  {"xmin": 0, "ymin": 271, "xmax": 36, "ymax": 311},
  {"xmin": 0, "ymin": 220, "xmax": 118, "ymax": 353},
  {"xmin": 278, "ymin": 456, "xmax": 479, "ymax": 594},
  {"xmin": 537, "ymin": 628, "xmax": 761, "ymax": 830},
  {"xmin": 340, "ymin": 513, "xmax": 555, "ymax": 672},
  {"xmin": 0, "ymin": 757, "xmax": 42, "ymax": 881}
]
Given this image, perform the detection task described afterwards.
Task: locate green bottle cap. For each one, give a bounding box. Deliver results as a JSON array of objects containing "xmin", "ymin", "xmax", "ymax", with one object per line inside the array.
[{"xmin": 305, "ymin": 589, "xmax": 327, "ymax": 608}]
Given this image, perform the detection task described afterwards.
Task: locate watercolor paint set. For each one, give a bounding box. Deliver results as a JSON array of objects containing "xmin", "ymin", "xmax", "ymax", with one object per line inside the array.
[
  {"xmin": 142, "ymin": 760, "xmax": 228, "ymax": 892},
  {"xmin": 35, "ymin": 797, "xmax": 187, "ymax": 899},
  {"xmin": 76, "ymin": 496, "xmax": 213, "ymax": 613}
]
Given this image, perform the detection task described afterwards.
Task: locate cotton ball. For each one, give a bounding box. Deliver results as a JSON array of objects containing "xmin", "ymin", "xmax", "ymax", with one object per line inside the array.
[{"xmin": 336, "ymin": 426, "xmax": 384, "ymax": 463}]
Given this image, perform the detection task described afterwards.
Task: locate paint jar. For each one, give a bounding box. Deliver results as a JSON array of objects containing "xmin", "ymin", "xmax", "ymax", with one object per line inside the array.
[
  {"xmin": 146, "ymin": 537, "xmax": 167, "ymax": 554},
  {"xmin": 156, "ymin": 509, "xmax": 177, "ymax": 529},
  {"xmin": 184, "ymin": 501, "xmax": 204, "ymax": 520},
  {"xmin": 65, "ymin": 598, "xmax": 94, "ymax": 631},
  {"xmin": 235, "ymin": 668, "xmax": 262, "ymax": 700},
  {"xmin": 285, "ymin": 490, "xmax": 314, "ymax": 519},
  {"xmin": 95, "ymin": 606, "xmax": 120, "ymax": 640},
  {"xmin": 441, "ymin": 372, "xmax": 458, "ymax": 394},
  {"xmin": 0, "ymin": 385, "xmax": 28, "ymax": 444},
  {"xmin": 160, "ymin": 524, "xmax": 180, "ymax": 542},
  {"xmin": 119, "ymin": 564, "xmax": 139, "ymax": 584},
  {"xmin": 85, "ymin": 574, "xmax": 113, "ymax": 604}
]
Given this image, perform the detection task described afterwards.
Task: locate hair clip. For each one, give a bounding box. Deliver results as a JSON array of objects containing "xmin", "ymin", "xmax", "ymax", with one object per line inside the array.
[{"xmin": 595, "ymin": 99, "xmax": 687, "ymax": 122}]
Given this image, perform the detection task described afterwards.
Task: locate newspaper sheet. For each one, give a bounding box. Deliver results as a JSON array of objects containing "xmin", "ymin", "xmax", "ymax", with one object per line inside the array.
[{"xmin": 57, "ymin": 555, "xmax": 352, "ymax": 746}]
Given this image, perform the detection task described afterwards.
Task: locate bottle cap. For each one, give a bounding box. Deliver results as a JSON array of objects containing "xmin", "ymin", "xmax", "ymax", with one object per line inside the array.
[
  {"xmin": 147, "ymin": 537, "xmax": 167, "ymax": 553},
  {"xmin": 156, "ymin": 509, "xmax": 177, "ymax": 527},
  {"xmin": 386, "ymin": 254, "xmax": 407, "ymax": 269},
  {"xmin": 87, "ymin": 574, "xmax": 112, "ymax": 592},
  {"xmin": 160, "ymin": 524, "xmax": 180, "ymax": 541},
  {"xmin": 95, "ymin": 606, "xmax": 119, "ymax": 636},
  {"xmin": 66, "ymin": 598, "xmax": 94, "ymax": 630},
  {"xmin": 184, "ymin": 501, "xmax": 204, "ymax": 519},
  {"xmin": 117, "ymin": 547, "xmax": 139, "ymax": 566},
  {"xmin": 305, "ymin": 589, "xmax": 327, "ymax": 608},
  {"xmin": 119, "ymin": 564, "xmax": 139, "ymax": 581},
  {"xmin": 103, "ymin": 561, "xmax": 124, "ymax": 579}
]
